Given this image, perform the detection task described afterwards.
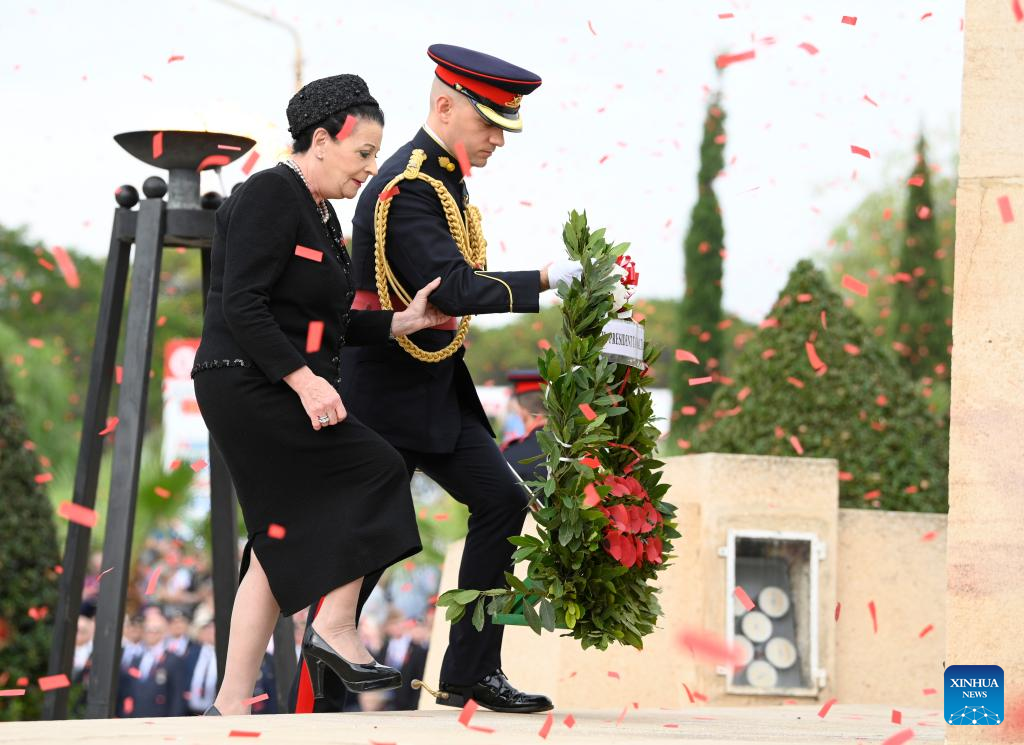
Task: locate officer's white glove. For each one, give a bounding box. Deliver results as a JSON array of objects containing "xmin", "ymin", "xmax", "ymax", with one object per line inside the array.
[{"xmin": 546, "ymin": 259, "xmax": 584, "ymax": 290}]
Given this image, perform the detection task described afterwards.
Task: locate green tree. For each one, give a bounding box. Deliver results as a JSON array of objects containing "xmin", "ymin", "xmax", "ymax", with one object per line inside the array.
[
  {"xmin": 0, "ymin": 357, "xmax": 61, "ymax": 722},
  {"xmin": 691, "ymin": 259, "xmax": 947, "ymax": 512},
  {"xmin": 891, "ymin": 135, "xmax": 952, "ymax": 381},
  {"xmin": 820, "ymin": 160, "xmax": 955, "ymax": 421},
  {"xmin": 671, "ymin": 92, "xmax": 727, "ymax": 445}
]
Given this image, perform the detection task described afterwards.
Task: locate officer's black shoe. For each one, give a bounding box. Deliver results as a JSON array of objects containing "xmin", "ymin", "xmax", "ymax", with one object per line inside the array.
[{"xmin": 437, "ymin": 668, "xmax": 553, "ymax": 713}]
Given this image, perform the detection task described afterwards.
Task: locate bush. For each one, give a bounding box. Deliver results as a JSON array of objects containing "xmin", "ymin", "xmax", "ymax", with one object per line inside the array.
[
  {"xmin": 0, "ymin": 357, "xmax": 61, "ymax": 720},
  {"xmin": 691, "ymin": 259, "xmax": 948, "ymax": 512}
]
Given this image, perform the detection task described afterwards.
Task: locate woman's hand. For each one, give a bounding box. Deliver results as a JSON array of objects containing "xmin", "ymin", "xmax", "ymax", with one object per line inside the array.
[
  {"xmin": 390, "ymin": 277, "xmax": 452, "ymax": 337},
  {"xmin": 283, "ymin": 366, "xmax": 347, "ymax": 430}
]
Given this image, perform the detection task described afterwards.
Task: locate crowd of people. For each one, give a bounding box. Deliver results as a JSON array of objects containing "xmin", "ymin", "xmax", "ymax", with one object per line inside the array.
[{"xmin": 71, "ymin": 531, "xmax": 434, "ymax": 717}]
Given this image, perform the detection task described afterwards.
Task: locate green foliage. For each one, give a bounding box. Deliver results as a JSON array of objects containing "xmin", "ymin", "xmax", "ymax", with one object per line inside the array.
[
  {"xmin": 819, "ymin": 152, "xmax": 955, "ymax": 421},
  {"xmin": 671, "ymin": 93, "xmax": 727, "ymax": 443},
  {"xmin": 440, "ymin": 211, "xmax": 678, "ymax": 650},
  {"xmin": 0, "ymin": 357, "xmax": 61, "ymax": 722},
  {"xmin": 892, "ymin": 136, "xmax": 952, "ymax": 381},
  {"xmin": 691, "ymin": 259, "xmax": 948, "ymax": 512}
]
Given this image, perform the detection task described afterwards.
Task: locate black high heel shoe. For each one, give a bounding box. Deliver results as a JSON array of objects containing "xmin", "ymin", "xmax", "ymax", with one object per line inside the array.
[{"xmin": 302, "ymin": 624, "xmax": 402, "ymax": 696}]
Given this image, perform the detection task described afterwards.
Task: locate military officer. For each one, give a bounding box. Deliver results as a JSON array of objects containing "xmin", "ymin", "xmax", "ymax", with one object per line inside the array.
[
  {"xmin": 290, "ymin": 44, "xmax": 580, "ymax": 715},
  {"xmin": 501, "ymin": 370, "xmax": 548, "ymax": 484}
]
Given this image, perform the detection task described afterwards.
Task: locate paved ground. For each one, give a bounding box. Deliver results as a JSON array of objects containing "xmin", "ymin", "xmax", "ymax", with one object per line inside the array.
[{"xmin": 0, "ymin": 705, "xmax": 945, "ymax": 744}]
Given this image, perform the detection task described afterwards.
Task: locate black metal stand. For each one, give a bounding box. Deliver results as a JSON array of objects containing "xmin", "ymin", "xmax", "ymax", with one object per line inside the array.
[{"xmin": 43, "ymin": 130, "xmax": 294, "ymax": 719}]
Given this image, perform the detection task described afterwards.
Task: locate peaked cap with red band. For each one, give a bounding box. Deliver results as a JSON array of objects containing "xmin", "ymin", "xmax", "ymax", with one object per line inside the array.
[
  {"xmin": 508, "ymin": 369, "xmax": 545, "ymax": 394},
  {"xmin": 428, "ymin": 44, "xmax": 542, "ymax": 132}
]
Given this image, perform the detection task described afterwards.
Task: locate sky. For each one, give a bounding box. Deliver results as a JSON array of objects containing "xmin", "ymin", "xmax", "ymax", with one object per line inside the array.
[{"xmin": 0, "ymin": 0, "xmax": 965, "ymax": 328}]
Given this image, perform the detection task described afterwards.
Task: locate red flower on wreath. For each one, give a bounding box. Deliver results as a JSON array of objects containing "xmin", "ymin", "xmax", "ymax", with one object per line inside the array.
[
  {"xmin": 615, "ymin": 254, "xmax": 640, "ymax": 287},
  {"xmin": 596, "ymin": 474, "xmax": 663, "ymax": 568}
]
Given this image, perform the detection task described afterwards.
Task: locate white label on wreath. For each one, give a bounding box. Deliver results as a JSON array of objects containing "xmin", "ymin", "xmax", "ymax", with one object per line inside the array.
[{"xmin": 601, "ymin": 318, "xmax": 645, "ymax": 369}]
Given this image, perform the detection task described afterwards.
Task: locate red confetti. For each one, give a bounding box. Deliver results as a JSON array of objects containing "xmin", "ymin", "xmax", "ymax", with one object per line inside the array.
[
  {"xmin": 835, "ymin": 602, "xmax": 841, "ymax": 621},
  {"xmin": 123, "ymin": 696, "xmax": 134, "ymax": 715},
  {"xmin": 868, "ymin": 600, "xmax": 878, "ymax": 633},
  {"xmin": 682, "ymin": 683, "xmax": 696, "ymax": 703},
  {"xmin": 805, "ymin": 341, "xmax": 826, "ymax": 370},
  {"xmin": 820, "ymin": 310, "xmax": 828, "ymax": 329},
  {"xmin": 718, "ymin": 12, "xmax": 734, "ymax": 19},
  {"xmin": 58, "ymin": 501, "xmax": 97, "ymax": 528},
  {"xmin": 38, "ymin": 674, "xmax": 70, "ymax": 692},
  {"xmin": 578, "ymin": 403, "xmax": 597, "ymax": 421},
  {"xmin": 167, "ymin": 55, "xmax": 185, "ymax": 63},
  {"xmin": 864, "ymin": 94, "xmax": 879, "ymax": 107},
  {"xmin": 583, "ymin": 483, "xmax": 601, "ymax": 508},
  {"xmin": 563, "ymin": 714, "xmax": 576, "ymax": 728},
  {"xmin": 892, "ymin": 709, "xmax": 902, "ymax": 724},
  {"xmin": 882, "ymin": 729, "xmax": 915, "ymax": 745},
  {"xmin": 35, "ymin": 473, "xmax": 54, "ymax": 484},
  {"xmin": 918, "ymin": 624, "xmax": 934, "ymax": 638},
  {"xmin": 920, "ymin": 12, "xmax": 932, "ymax": 20},
  {"xmin": 850, "ymin": 145, "xmax": 871, "ymax": 159},
  {"xmin": 733, "ymin": 586, "xmax": 755, "ymax": 611},
  {"xmin": 907, "ymin": 176, "xmax": 925, "ymax": 187},
  {"xmin": 241, "ymin": 151, "xmax": 260, "ymax": 175},
  {"xmin": 218, "ymin": 144, "xmax": 242, "ymax": 151},
  {"xmin": 306, "ymin": 321, "xmax": 324, "ymax": 353},
  {"xmin": 98, "ymin": 417, "xmax": 119, "ymax": 436},
  {"xmin": 243, "ymin": 693, "xmax": 270, "ymax": 706},
  {"xmin": 152, "ymin": 132, "xmax": 164, "ymax": 159},
  {"xmin": 453, "ymin": 141, "xmax": 472, "ymax": 177},
  {"xmin": 378, "ymin": 185, "xmax": 401, "ymax": 202},
  {"xmin": 688, "ymin": 376, "xmax": 713, "ymax": 386},
  {"xmin": 1015, "ymin": 0, "xmax": 1024, "ymax": 22},
  {"xmin": 997, "ymin": 195, "xmax": 1014, "ymax": 223},
  {"xmin": 267, "ymin": 523, "xmax": 286, "ymax": 540},
  {"xmin": 607, "ymin": 671, "xmax": 620, "ymax": 679},
  {"xmin": 841, "ymin": 15, "xmax": 858, "ymax": 25},
  {"xmin": 196, "ymin": 154, "xmax": 231, "ymax": 172},
  {"xmin": 144, "ymin": 566, "xmax": 162, "ymax": 596},
  {"xmin": 538, "ymin": 712, "xmax": 554, "ymax": 739},
  {"xmin": 921, "ymin": 531, "xmax": 938, "ymax": 541},
  {"xmin": 294, "ymin": 245, "xmax": 323, "ymax": 263},
  {"xmin": 228, "ymin": 732, "xmax": 261, "ymax": 738},
  {"xmin": 154, "ymin": 486, "xmax": 171, "ymax": 499},
  {"xmin": 191, "ymin": 459, "xmax": 208, "ymax": 472},
  {"xmin": 922, "ymin": 688, "xmax": 937, "ymax": 695},
  {"xmin": 818, "ymin": 697, "xmax": 837, "ymax": 718},
  {"xmin": 336, "ymin": 114, "xmax": 357, "ymax": 142},
  {"xmin": 677, "ymin": 628, "xmax": 745, "ymax": 670},
  {"xmin": 674, "ymin": 349, "xmax": 700, "ymax": 364},
  {"xmin": 789, "ymin": 435, "xmax": 804, "ymax": 455},
  {"xmin": 587, "ymin": 19, "xmax": 597, "ymax": 35},
  {"xmin": 116, "ymin": 366, "xmax": 123, "ymax": 384},
  {"xmin": 51, "ymin": 246, "xmax": 81, "ymax": 288},
  {"xmin": 797, "ymin": 42, "xmax": 819, "ymax": 55},
  {"xmin": 0, "ymin": 689, "xmax": 26, "ymax": 697},
  {"xmin": 458, "ymin": 698, "xmax": 479, "ymax": 727},
  {"xmin": 716, "ymin": 50, "xmax": 756, "ymax": 69},
  {"xmin": 841, "ymin": 274, "xmax": 868, "ymax": 297}
]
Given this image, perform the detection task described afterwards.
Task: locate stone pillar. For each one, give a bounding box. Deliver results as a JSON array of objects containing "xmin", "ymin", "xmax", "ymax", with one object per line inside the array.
[{"xmin": 947, "ymin": 0, "xmax": 1024, "ymax": 740}]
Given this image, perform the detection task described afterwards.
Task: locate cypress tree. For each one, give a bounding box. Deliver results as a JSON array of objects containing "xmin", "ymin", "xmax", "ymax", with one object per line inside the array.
[
  {"xmin": 671, "ymin": 92, "xmax": 726, "ymax": 446},
  {"xmin": 891, "ymin": 135, "xmax": 951, "ymax": 381}
]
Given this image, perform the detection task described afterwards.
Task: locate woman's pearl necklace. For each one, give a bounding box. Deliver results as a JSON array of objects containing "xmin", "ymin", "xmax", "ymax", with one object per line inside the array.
[{"xmin": 284, "ymin": 159, "xmax": 330, "ymax": 224}]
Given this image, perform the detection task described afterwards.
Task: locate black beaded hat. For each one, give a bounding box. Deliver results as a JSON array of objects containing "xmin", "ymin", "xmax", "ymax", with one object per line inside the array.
[{"xmin": 286, "ymin": 74, "xmax": 379, "ymax": 137}]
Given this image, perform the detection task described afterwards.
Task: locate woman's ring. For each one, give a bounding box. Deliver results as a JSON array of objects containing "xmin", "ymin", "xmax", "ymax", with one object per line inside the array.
[{"xmin": 318, "ymin": 415, "xmax": 330, "ymax": 425}]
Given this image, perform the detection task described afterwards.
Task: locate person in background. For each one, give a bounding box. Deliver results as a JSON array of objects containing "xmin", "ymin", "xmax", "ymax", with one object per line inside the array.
[
  {"xmin": 72, "ymin": 602, "xmax": 96, "ymax": 685},
  {"xmin": 120, "ymin": 613, "xmax": 144, "ymax": 670},
  {"xmin": 379, "ymin": 609, "xmax": 428, "ymax": 711},
  {"xmin": 500, "ymin": 370, "xmax": 548, "ymax": 484},
  {"xmin": 122, "ymin": 610, "xmax": 187, "ymax": 717},
  {"xmin": 186, "ymin": 615, "xmax": 218, "ymax": 716}
]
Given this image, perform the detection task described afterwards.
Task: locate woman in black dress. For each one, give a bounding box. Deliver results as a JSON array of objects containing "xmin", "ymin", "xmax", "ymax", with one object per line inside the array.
[{"xmin": 191, "ymin": 75, "xmax": 448, "ymax": 715}]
